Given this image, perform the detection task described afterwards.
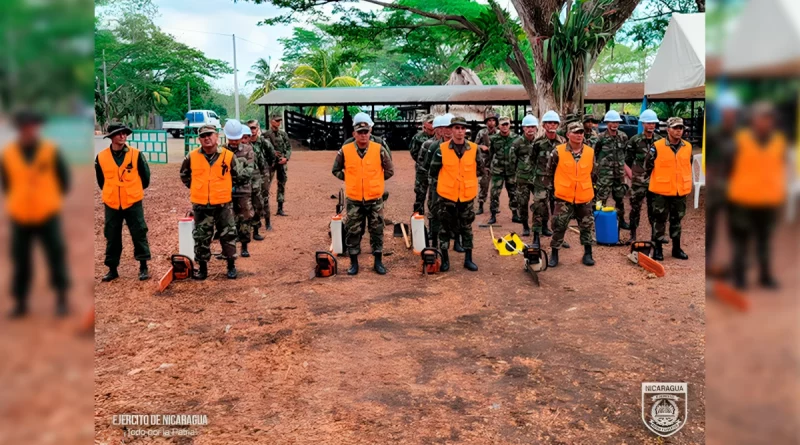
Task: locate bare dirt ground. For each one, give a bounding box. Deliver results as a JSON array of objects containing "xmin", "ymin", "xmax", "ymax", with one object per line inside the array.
[{"xmin": 94, "ymin": 151, "xmax": 706, "ymax": 444}]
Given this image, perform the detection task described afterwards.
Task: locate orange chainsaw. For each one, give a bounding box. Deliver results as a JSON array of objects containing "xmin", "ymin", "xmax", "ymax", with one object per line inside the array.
[
  {"xmin": 314, "ymin": 251, "xmax": 338, "ymax": 277},
  {"xmin": 420, "ymin": 247, "xmax": 443, "ymax": 275},
  {"xmin": 158, "ymin": 255, "xmax": 195, "ymax": 292},
  {"xmin": 627, "ymin": 241, "xmax": 665, "ymax": 277}
]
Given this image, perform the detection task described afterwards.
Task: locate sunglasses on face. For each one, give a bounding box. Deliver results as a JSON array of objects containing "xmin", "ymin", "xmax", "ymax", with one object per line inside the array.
[
  {"xmin": 572, "ymin": 130, "xmax": 585, "ymax": 135},
  {"xmin": 356, "ymin": 130, "xmax": 370, "ymax": 134},
  {"xmin": 248, "ymin": 126, "xmax": 258, "ymax": 131},
  {"xmin": 671, "ymin": 126, "xmax": 685, "ymax": 130},
  {"xmin": 500, "ymin": 123, "xmax": 510, "ymax": 126},
  {"xmin": 199, "ymin": 133, "xmax": 214, "ymax": 139}
]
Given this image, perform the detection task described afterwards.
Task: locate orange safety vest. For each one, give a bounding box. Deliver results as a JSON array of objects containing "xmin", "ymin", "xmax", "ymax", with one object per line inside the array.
[
  {"xmin": 97, "ymin": 146, "xmax": 145, "ymax": 210},
  {"xmin": 553, "ymin": 144, "xmax": 595, "ymax": 204},
  {"xmin": 437, "ymin": 141, "xmax": 479, "ymax": 202},
  {"xmin": 3, "ymin": 140, "xmax": 63, "ymax": 224},
  {"xmin": 728, "ymin": 130, "xmax": 787, "ymax": 206},
  {"xmin": 648, "ymin": 138, "xmax": 693, "ymax": 196},
  {"xmin": 189, "ymin": 148, "xmax": 234, "ymax": 205},
  {"xmin": 343, "ymin": 141, "xmax": 385, "ymax": 201}
]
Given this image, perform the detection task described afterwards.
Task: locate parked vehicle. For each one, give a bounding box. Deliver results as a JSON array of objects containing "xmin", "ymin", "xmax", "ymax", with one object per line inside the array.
[{"xmin": 162, "ymin": 110, "xmax": 221, "ymax": 138}]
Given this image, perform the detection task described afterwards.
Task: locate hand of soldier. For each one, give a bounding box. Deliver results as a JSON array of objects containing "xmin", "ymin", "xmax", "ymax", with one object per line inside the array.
[
  {"xmin": 624, "ymin": 165, "xmax": 632, "ymax": 179},
  {"xmin": 278, "ymin": 157, "xmax": 288, "ymax": 165},
  {"xmin": 479, "ymin": 145, "xmax": 489, "ymax": 152}
]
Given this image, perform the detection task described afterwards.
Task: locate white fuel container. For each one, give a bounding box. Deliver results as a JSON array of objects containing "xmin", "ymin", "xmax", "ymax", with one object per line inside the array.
[
  {"xmin": 331, "ymin": 214, "xmax": 344, "ymax": 255},
  {"xmin": 179, "ymin": 217, "xmax": 195, "ymax": 261},
  {"xmin": 411, "ymin": 212, "xmax": 426, "ymax": 254}
]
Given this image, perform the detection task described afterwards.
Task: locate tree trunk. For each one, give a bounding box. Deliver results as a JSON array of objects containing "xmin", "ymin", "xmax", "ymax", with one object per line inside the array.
[{"xmin": 530, "ymin": 40, "xmax": 560, "ymax": 115}]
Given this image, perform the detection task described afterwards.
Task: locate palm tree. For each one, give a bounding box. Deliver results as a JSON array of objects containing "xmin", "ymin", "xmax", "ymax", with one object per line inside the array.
[
  {"xmin": 289, "ymin": 49, "xmax": 363, "ymax": 118},
  {"xmin": 246, "ymin": 57, "xmax": 285, "ymax": 104}
]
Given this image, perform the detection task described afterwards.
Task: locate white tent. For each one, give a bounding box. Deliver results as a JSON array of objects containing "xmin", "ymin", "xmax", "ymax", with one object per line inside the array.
[
  {"xmin": 644, "ymin": 13, "xmax": 706, "ymax": 97},
  {"xmin": 722, "ymin": 0, "xmax": 800, "ymax": 75}
]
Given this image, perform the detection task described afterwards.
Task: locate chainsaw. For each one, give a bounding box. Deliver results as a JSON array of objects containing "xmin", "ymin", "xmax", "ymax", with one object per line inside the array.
[
  {"xmin": 314, "ymin": 251, "xmax": 338, "ymax": 277},
  {"xmin": 158, "ymin": 254, "xmax": 195, "ymax": 292},
  {"xmin": 420, "ymin": 247, "xmax": 443, "ymax": 275},
  {"xmin": 626, "ymin": 241, "xmax": 665, "ymax": 277},
  {"xmin": 522, "ymin": 243, "xmax": 548, "ymax": 286}
]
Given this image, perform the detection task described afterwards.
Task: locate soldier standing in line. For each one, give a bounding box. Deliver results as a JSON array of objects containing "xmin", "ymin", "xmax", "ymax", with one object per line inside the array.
[
  {"xmin": 531, "ymin": 110, "xmax": 566, "ymax": 241},
  {"xmin": 583, "ymin": 114, "xmax": 600, "ymax": 147},
  {"xmin": 1, "ymin": 111, "xmax": 70, "ymax": 317},
  {"xmin": 331, "ymin": 117, "xmax": 395, "ymax": 275},
  {"xmin": 95, "ymin": 123, "xmax": 152, "ymax": 282},
  {"xmin": 473, "ymin": 110, "xmax": 499, "ymax": 215},
  {"xmin": 420, "ymin": 114, "xmax": 453, "ymax": 249},
  {"xmin": 223, "ymin": 120, "xmax": 255, "ymax": 258},
  {"xmin": 625, "ymin": 109, "xmax": 662, "ymax": 243},
  {"xmin": 644, "ymin": 117, "xmax": 692, "ymax": 261},
  {"xmin": 414, "ymin": 115, "xmax": 445, "ymax": 222},
  {"xmin": 486, "ymin": 116, "xmax": 520, "ymax": 225},
  {"xmin": 427, "ymin": 116, "xmax": 484, "ymax": 272},
  {"xmin": 594, "ymin": 110, "xmax": 631, "ymax": 229},
  {"xmin": 264, "ymin": 113, "xmax": 291, "ymax": 216},
  {"xmin": 546, "ymin": 122, "xmax": 597, "ymax": 268},
  {"xmin": 248, "ymin": 120, "xmax": 277, "ymax": 231},
  {"xmin": 180, "ymin": 124, "xmax": 248, "ymax": 279},
  {"xmin": 410, "ymin": 114, "xmax": 436, "ymax": 214},
  {"xmin": 246, "ymin": 119, "xmax": 268, "ymax": 239},
  {"xmin": 509, "ymin": 114, "xmax": 539, "ymax": 237}
]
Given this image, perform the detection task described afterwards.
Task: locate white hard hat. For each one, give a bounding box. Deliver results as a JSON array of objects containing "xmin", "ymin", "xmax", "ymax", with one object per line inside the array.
[
  {"xmin": 604, "ymin": 110, "xmax": 623, "ymax": 122},
  {"xmin": 242, "ymin": 125, "xmax": 252, "ymax": 136},
  {"xmin": 432, "ymin": 115, "xmax": 447, "ymax": 129},
  {"xmin": 522, "ymin": 115, "xmax": 539, "ymax": 127},
  {"xmin": 353, "ymin": 112, "xmax": 374, "ymax": 127},
  {"xmin": 717, "ymin": 91, "xmax": 741, "ymax": 110},
  {"xmin": 223, "ymin": 119, "xmax": 244, "ymax": 140},
  {"xmin": 640, "ymin": 109, "xmax": 659, "ymax": 124},
  {"xmin": 441, "ymin": 113, "xmax": 453, "ymax": 127},
  {"xmin": 541, "ymin": 110, "xmax": 560, "ymax": 123}
]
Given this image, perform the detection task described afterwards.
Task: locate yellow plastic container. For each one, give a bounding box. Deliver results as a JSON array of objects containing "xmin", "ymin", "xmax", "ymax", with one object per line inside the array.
[{"xmin": 602, "ymin": 206, "xmax": 615, "ymax": 212}]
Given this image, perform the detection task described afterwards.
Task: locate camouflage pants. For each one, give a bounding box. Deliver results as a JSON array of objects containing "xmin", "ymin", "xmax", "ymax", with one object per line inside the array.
[
  {"xmin": 550, "ymin": 199, "xmax": 594, "ymax": 249},
  {"xmin": 628, "ymin": 182, "xmax": 653, "ymax": 232},
  {"xmin": 413, "ymin": 169, "xmax": 429, "ymax": 215},
  {"xmin": 515, "ymin": 182, "xmax": 535, "ymax": 226},
  {"xmin": 269, "ymin": 164, "xmax": 288, "ymax": 203},
  {"xmin": 428, "ymin": 180, "xmax": 441, "ymax": 240},
  {"xmin": 531, "ymin": 186, "xmax": 550, "ymax": 234},
  {"xmin": 437, "ymin": 198, "xmax": 475, "ymax": 251},
  {"xmin": 345, "ymin": 198, "xmax": 385, "ymax": 255},
  {"xmin": 728, "ymin": 204, "xmax": 778, "ymax": 269},
  {"xmin": 478, "ymin": 152, "xmax": 491, "ymax": 206},
  {"xmin": 595, "ymin": 177, "xmax": 627, "ymax": 222},
  {"xmin": 193, "ymin": 203, "xmax": 237, "ymax": 261},
  {"xmin": 706, "ymin": 184, "xmax": 727, "ymax": 258},
  {"xmin": 651, "ymin": 194, "xmax": 687, "ymax": 242},
  {"xmin": 261, "ymin": 168, "xmax": 271, "ymax": 218},
  {"xmin": 233, "ymin": 195, "xmax": 253, "ymax": 243},
  {"xmin": 251, "ymin": 174, "xmax": 264, "ymax": 228},
  {"xmin": 489, "ymin": 174, "xmax": 518, "ymax": 214}
]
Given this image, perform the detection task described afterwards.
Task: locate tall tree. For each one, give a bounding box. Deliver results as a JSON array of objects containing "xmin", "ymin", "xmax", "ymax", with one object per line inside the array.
[{"xmin": 246, "ymin": 57, "xmax": 287, "ymax": 104}]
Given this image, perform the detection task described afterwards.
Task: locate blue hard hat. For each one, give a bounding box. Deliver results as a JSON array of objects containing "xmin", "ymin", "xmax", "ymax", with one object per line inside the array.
[
  {"xmin": 717, "ymin": 91, "xmax": 741, "ymax": 110},
  {"xmin": 541, "ymin": 110, "xmax": 560, "ymax": 123},
  {"xmin": 522, "ymin": 115, "xmax": 539, "ymax": 127},
  {"xmin": 604, "ymin": 110, "xmax": 623, "ymax": 122},
  {"xmin": 640, "ymin": 109, "xmax": 659, "ymax": 123}
]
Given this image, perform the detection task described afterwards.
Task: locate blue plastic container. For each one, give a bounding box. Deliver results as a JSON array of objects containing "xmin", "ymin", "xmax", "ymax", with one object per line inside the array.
[{"xmin": 594, "ymin": 209, "xmax": 619, "ymax": 245}]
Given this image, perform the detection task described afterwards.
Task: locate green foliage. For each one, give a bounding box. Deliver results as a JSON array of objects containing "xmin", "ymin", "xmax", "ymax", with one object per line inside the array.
[
  {"xmin": 246, "ymin": 57, "xmax": 288, "ymax": 104},
  {"xmin": 590, "ymin": 43, "xmax": 649, "ymax": 83},
  {"xmin": 331, "ymin": 106, "xmax": 362, "ymax": 123},
  {"xmin": 619, "ymin": 0, "xmax": 702, "ymax": 49},
  {"xmin": 376, "ymin": 107, "xmax": 401, "ymax": 122}
]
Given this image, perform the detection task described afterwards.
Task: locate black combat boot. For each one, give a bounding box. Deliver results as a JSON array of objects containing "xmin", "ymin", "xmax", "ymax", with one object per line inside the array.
[
  {"xmin": 463, "ymin": 249, "xmax": 478, "ymax": 271},
  {"xmin": 276, "ymin": 202, "xmax": 287, "ymax": 216},
  {"xmin": 194, "ymin": 261, "xmax": 208, "ymax": 280},
  {"xmin": 253, "ymin": 227, "xmax": 265, "ymax": 241},
  {"xmin": 102, "ymin": 266, "xmax": 119, "ymax": 282},
  {"xmin": 522, "ymin": 222, "xmax": 530, "ymax": 237},
  {"xmin": 562, "ymin": 241, "xmax": 570, "ymax": 249},
  {"xmin": 440, "ymin": 249, "xmax": 450, "ymax": 272},
  {"xmin": 487, "ymin": 212, "xmax": 497, "ymax": 225},
  {"xmin": 759, "ymin": 260, "xmax": 779, "ymax": 289},
  {"xmin": 8, "ymin": 300, "xmax": 28, "ymax": 319},
  {"xmin": 347, "ymin": 254, "xmax": 359, "ymax": 275},
  {"xmin": 653, "ymin": 242, "xmax": 664, "ymax": 261},
  {"xmin": 373, "ymin": 252, "xmax": 387, "ymax": 275},
  {"xmin": 547, "ymin": 248, "xmax": 559, "ymax": 268},
  {"xmin": 582, "ymin": 245, "xmax": 595, "ymax": 266},
  {"xmin": 512, "ymin": 213, "xmax": 522, "ymax": 224},
  {"xmin": 56, "ymin": 291, "xmax": 69, "ymax": 317},
  {"xmin": 619, "ymin": 217, "xmax": 630, "ymax": 230},
  {"xmin": 226, "ymin": 258, "xmax": 238, "ymax": 279},
  {"xmin": 542, "ymin": 221, "xmax": 553, "ymax": 237},
  {"xmin": 476, "ymin": 202, "xmax": 484, "ymax": 215},
  {"xmin": 240, "ymin": 242, "xmax": 250, "ymax": 258},
  {"xmin": 265, "ymin": 215, "xmax": 273, "ymax": 231},
  {"xmin": 138, "ymin": 261, "xmax": 150, "ymax": 281},
  {"xmin": 628, "ymin": 227, "xmax": 637, "ymax": 244},
  {"xmin": 532, "ymin": 232, "xmax": 541, "ymax": 250},
  {"xmin": 453, "ymin": 234, "xmax": 465, "ymax": 253},
  {"xmin": 671, "ymin": 236, "xmax": 688, "ymax": 260}
]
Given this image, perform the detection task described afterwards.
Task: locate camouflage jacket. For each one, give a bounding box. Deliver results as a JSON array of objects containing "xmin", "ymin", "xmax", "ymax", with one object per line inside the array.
[
  {"xmin": 585, "ymin": 129, "xmax": 600, "ymax": 148},
  {"xmin": 227, "ymin": 143, "xmax": 255, "ymax": 196},
  {"xmin": 473, "ymin": 127, "xmax": 498, "ymax": 147},
  {"xmin": 409, "ymin": 130, "xmax": 434, "ymax": 165},
  {"xmin": 179, "ymin": 146, "xmax": 249, "ymax": 201},
  {"xmin": 488, "ymin": 132, "xmax": 520, "ymax": 176},
  {"xmin": 252, "ymin": 135, "xmax": 277, "ymax": 175},
  {"xmin": 343, "ymin": 134, "xmax": 392, "ymax": 159},
  {"xmin": 419, "ymin": 136, "xmax": 444, "ymax": 175},
  {"xmin": 264, "ymin": 128, "xmax": 291, "ymax": 161},
  {"xmin": 625, "ymin": 133, "xmax": 663, "ymax": 185},
  {"xmin": 531, "ymin": 134, "xmax": 566, "ymax": 189},
  {"xmin": 509, "ymin": 135, "xmax": 538, "ymax": 184},
  {"xmin": 594, "ymin": 130, "xmax": 628, "ymax": 181}
]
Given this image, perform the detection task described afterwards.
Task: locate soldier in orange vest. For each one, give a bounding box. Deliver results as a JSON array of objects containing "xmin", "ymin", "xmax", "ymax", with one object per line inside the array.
[
  {"xmin": 331, "ymin": 117, "xmax": 395, "ymax": 275},
  {"xmin": 1, "ymin": 111, "xmax": 70, "ymax": 318},
  {"xmin": 95, "ymin": 123, "xmax": 152, "ymax": 282},
  {"xmin": 645, "ymin": 117, "xmax": 693, "ymax": 261},
  {"xmin": 545, "ymin": 122, "xmax": 597, "ymax": 268},
  {"xmin": 725, "ymin": 102, "xmax": 787, "ymax": 289}
]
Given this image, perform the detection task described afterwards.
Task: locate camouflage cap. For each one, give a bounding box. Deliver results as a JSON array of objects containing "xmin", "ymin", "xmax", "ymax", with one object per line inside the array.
[
  {"xmin": 198, "ymin": 124, "xmax": 217, "ymax": 136},
  {"xmin": 498, "ymin": 116, "xmax": 511, "ymax": 124},
  {"xmin": 667, "ymin": 117, "xmax": 684, "ymax": 128},
  {"xmin": 449, "ymin": 116, "xmax": 468, "ymax": 127},
  {"xmin": 566, "ymin": 122, "xmax": 585, "ymax": 134},
  {"xmin": 270, "ymin": 113, "xmax": 283, "ymax": 120},
  {"xmin": 422, "ymin": 113, "xmax": 435, "ymax": 123},
  {"xmin": 354, "ymin": 121, "xmax": 371, "ymax": 131},
  {"xmin": 583, "ymin": 114, "xmax": 597, "ymax": 123},
  {"xmin": 483, "ymin": 108, "xmax": 498, "ymax": 121}
]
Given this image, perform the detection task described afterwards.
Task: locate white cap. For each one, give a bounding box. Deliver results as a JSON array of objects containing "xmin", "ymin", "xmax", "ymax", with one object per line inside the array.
[
  {"xmin": 541, "ymin": 110, "xmax": 560, "ymax": 123},
  {"xmin": 604, "ymin": 110, "xmax": 623, "ymax": 122},
  {"xmin": 522, "ymin": 115, "xmax": 539, "ymax": 127},
  {"xmin": 441, "ymin": 113, "xmax": 453, "ymax": 127},
  {"xmin": 223, "ymin": 119, "xmax": 244, "ymax": 140},
  {"xmin": 353, "ymin": 112, "xmax": 374, "ymax": 127},
  {"xmin": 432, "ymin": 115, "xmax": 447, "ymax": 129},
  {"xmin": 242, "ymin": 125, "xmax": 252, "ymax": 136},
  {"xmin": 640, "ymin": 109, "xmax": 659, "ymax": 124}
]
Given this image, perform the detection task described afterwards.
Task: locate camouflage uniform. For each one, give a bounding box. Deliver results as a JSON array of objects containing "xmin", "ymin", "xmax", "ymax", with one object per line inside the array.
[
  {"xmin": 418, "ymin": 136, "xmax": 443, "ymax": 222},
  {"xmin": 644, "ymin": 139, "xmax": 690, "ymax": 242},
  {"xmin": 584, "ymin": 128, "xmax": 600, "ymax": 148},
  {"xmin": 625, "ymin": 132, "xmax": 662, "ymax": 234},
  {"xmin": 252, "ymin": 135, "xmax": 277, "ymax": 223},
  {"xmin": 410, "ymin": 130, "xmax": 434, "ymax": 213},
  {"xmin": 594, "ymin": 130, "xmax": 629, "ymax": 223},
  {"xmin": 331, "ymin": 143, "xmax": 395, "ymax": 255},
  {"xmin": 531, "ymin": 134, "xmax": 565, "ymax": 233},
  {"xmin": 488, "ymin": 132, "xmax": 520, "ymax": 215},
  {"xmin": 428, "ymin": 140, "xmax": 480, "ymax": 251},
  {"xmin": 249, "ymin": 139, "xmax": 266, "ymax": 228},
  {"xmin": 546, "ymin": 144, "xmax": 596, "ymax": 249},
  {"xmin": 264, "ymin": 128, "xmax": 291, "ymax": 205},
  {"xmin": 227, "ymin": 143, "xmax": 255, "ymax": 244},
  {"xmin": 473, "ymin": 126, "xmax": 497, "ymax": 210},
  {"xmin": 705, "ymin": 126, "xmax": 736, "ymax": 263},
  {"xmin": 179, "ymin": 147, "xmax": 248, "ymax": 261},
  {"xmin": 509, "ymin": 135, "xmax": 537, "ymax": 227}
]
